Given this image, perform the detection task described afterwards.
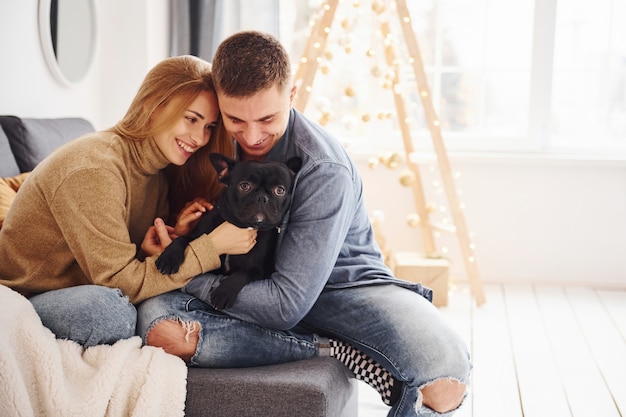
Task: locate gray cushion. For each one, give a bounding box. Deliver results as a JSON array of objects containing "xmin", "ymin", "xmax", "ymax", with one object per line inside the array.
[
  {"xmin": 0, "ymin": 116, "xmax": 94, "ymax": 172},
  {"xmin": 185, "ymin": 357, "xmax": 358, "ymax": 417},
  {"xmin": 0, "ymin": 125, "xmax": 20, "ymax": 177}
]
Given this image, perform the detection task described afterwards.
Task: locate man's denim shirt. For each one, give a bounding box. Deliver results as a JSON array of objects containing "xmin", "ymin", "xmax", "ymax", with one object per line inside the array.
[{"xmin": 197, "ymin": 109, "xmax": 432, "ymax": 329}]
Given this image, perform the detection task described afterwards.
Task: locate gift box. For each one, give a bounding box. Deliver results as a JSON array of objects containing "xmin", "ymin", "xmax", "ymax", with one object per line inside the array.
[{"xmin": 393, "ymin": 251, "xmax": 450, "ymax": 307}]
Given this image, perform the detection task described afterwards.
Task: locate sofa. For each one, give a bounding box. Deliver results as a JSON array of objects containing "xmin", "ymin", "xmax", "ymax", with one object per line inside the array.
[{"xmin": 0, "ymin": 115, "xmax": 358, "ymax": 417}]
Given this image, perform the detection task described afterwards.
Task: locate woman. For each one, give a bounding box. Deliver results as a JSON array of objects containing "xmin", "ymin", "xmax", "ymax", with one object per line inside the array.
[{"xmin": 0, "ymin": 55, "xmax": 257, "ymax": 347}]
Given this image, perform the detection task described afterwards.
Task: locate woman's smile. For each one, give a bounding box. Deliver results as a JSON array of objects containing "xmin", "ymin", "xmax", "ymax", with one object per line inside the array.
[{"xmin": 176, "ymin": 138, "xmax": 195, "ymax": 155}]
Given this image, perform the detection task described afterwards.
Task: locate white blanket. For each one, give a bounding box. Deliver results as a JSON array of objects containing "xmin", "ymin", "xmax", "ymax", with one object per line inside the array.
[{"xmin": 0, "ymin": 285, "xmax": 187, "ymax": 417}]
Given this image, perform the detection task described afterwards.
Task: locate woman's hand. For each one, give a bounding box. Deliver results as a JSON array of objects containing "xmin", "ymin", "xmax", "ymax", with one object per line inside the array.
[
  {"xmin": 174, "ymin": 197, "xmax": 214, "ymax": 236},
  {"xmin": 209, "ymin": 222, "xmax": 258, "ymax": 256},
  {"xmin": 141, "ymin": 218, "xmax": 177, "ymax": 256}
]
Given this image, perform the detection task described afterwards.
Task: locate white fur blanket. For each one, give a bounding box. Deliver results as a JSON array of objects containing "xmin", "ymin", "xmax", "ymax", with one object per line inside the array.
[{"xmin": 0, "ymin": 285, "xmax": 187, "ymax": 417}]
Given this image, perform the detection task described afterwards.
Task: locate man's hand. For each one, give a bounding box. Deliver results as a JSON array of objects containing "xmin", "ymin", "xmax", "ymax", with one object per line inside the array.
[
  {"xmin": 141, "ymin": 218, "xmax": 177, "ymax": 257},
  {"xmin": 174, "ymin": 198, "xmax": 214, "ymax": 236}
]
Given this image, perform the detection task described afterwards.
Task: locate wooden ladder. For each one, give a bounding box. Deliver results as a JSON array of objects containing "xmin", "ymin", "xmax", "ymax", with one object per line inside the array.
[{"xmin": 292, "ymin": 0, "xmax": 486, "ymax": 306}]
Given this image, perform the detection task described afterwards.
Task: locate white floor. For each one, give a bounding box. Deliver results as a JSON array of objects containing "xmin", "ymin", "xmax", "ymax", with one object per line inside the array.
[{"xmin": 357, "ymin": 283, "xmax": 626, "ymax": 417}]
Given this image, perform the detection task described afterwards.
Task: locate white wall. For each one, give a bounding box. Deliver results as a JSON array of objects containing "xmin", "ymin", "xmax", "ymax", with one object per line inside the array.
[
  {"xmin": 357, "ymin": 155, "xmax": 626, "ymax": 287},
  {"xmin": 0, "ymin": 0, "xmax": 168, "ymax": 129},
  {"xmin": 0, "ymin": 1, "xmax": 624, "ymax": 288}
]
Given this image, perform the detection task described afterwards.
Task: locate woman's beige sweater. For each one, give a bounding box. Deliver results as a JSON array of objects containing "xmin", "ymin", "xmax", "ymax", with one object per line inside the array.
[{"xmin": 0, "ymin": 132, "xmax": 219, "ymax": 304}]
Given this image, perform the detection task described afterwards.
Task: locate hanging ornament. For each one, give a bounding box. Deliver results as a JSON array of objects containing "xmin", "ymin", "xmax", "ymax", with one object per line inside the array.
[
  {"xmin": 372, "ymin": 0, "xmax": 386, "ymax": 15},
  {"xmin": 337, "ymin": 33, "xmax": 354, "ymax": 54},
  {"xmin": 318, "ymin": 111, "xmax": 332, "ymax": 126},
  {"xmin": 361, "ymin": 113, "xmax": 371, "ymax": 122},
  {"xmin": 399, "ymin": 169, "xmax": 415, "ymax": 186},
  {"xmin": 367, "ymin": 156, "xmax": 380, "ymax": 169},
  {"xmin": 406, "ymin": 213, "xmax": 420, "ymax": 228},
  {"xmin": 379, "ymin": 151, "xmax": 403, "ymax": 169},
  {"xmin": 344, "ymin": 85, "xmax": 356, "ymax": 97}
]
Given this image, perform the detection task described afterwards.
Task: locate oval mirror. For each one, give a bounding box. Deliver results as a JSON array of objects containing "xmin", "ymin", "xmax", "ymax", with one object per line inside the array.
[{"xmin": 38, "ymin": 0, "xmax": 96, "ymax": 85}]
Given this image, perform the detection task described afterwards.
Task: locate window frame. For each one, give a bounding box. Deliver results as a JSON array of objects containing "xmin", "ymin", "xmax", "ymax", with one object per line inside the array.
[{"xmin": 278, "ymin": 0, "xmax": 626, "ymax": 159}]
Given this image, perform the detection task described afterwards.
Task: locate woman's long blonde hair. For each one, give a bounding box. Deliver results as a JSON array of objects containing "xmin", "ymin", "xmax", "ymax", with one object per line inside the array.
[{"xmin": 108, "ymin": 55, "xmax": 235, "ymax": 220}]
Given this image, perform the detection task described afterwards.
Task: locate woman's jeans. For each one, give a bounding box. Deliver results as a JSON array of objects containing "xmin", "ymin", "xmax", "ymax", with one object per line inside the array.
[
  {"xmin": 29, "ymin": 285, "xmax": 136, "ymax": 348},
  {"xmin": 137, "ymin": 283, "xmax": 471, "ymax": 417}
]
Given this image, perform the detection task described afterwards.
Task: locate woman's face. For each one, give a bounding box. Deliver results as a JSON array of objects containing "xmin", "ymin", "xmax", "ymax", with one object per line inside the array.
[{"xmin": 154, "ymin": 91, "xmax": 219, "ymax": 166}]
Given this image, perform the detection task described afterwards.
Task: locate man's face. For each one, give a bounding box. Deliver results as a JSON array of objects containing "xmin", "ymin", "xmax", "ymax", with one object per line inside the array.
[{"xmin": 218, "ymin": 85, "xmax": 296, "ymax": 160}]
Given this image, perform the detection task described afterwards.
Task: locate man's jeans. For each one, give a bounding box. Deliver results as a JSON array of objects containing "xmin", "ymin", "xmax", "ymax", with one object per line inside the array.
[{"xmin": 137, "ymin": 283, "xmax": 471, "ymax": 417}]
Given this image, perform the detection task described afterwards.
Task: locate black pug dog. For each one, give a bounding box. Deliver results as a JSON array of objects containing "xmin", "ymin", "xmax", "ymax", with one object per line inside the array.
[{"xmin": 156, "ymin": 153, "xmax": 302, "ymax": 309}]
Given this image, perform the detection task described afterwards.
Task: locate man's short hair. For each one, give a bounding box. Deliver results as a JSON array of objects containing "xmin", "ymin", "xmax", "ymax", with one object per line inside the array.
[{"xmin": 212, "ymin": 31, "xmax": 292, "ymax": 97}]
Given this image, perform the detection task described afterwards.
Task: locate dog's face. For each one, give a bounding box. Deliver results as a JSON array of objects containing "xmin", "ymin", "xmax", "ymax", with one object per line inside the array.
[{"xmin": 210, "ymin": 153, "xmax": 302, "ymax": 231}]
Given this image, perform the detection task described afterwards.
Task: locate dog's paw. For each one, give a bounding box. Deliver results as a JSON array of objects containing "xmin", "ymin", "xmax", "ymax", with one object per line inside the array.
[
  {"xmin": 210, "ymin": 272, "xmax": 250, "ymax": 309},
  {"xmin": 155, "ymin": 239, "xmax": 187, "ymax": 274},
  {"xmin": 210, "ymin": 287, "xmax": 238, "ymax": 310},
  {"xmin": 156, "ymin": 251, "xmax": 183, "ymax": 274}
]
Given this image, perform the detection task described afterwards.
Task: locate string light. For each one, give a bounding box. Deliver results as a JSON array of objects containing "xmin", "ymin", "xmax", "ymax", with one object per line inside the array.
[{"xmin": 296, "ymin": 0, "xmax": 480, "ymax": 290}]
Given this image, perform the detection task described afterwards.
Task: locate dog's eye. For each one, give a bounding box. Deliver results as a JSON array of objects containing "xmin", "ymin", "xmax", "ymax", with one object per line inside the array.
[
  {"xmin": 238, "ymin": 182, "xmax": 252, "ymax": 192},
  {"xmin": 274, "ymin": 186, "xmax": 286, "ymax": 196}
]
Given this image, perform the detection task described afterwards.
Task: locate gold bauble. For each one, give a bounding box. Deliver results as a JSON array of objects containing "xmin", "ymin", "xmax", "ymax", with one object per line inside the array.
[
  {"xmin": 407, "ymin": 214, "xmax": 420, "ymax": 228},
  {"xmin": 361, "ymin": 113, "xmax": 371, "ymax": 122},
  {"xmin": 399, "ymin": 170, "xmax": 415, "ymax": 187},
  {"xmin": 372, "ymin": 0, "xmax": 385, "ymax": 14},
  {"xmin": 320, "ymin": 64, "xmax": 330, "ymax": 74},
  {"xmin": 344, "ymin": 86, "xmax": 356, "ymax": 97},
  {"xmin": 367, "ymin": 156, "xmax": 379, "ymax": 169},
  {"xmin": 386, "ymin": 152, "xmax": 403, "ymax": 169},
  {"xmin": 378, "ymin": 152, "xmax": 402, "ymax": 169},
  {"xmin": 318, "ymin": 112, "xmax": 331, "ymax": 126},
  {"xmin": 371, "ymin": 66, "xmax": 382, "ymax": 77}
]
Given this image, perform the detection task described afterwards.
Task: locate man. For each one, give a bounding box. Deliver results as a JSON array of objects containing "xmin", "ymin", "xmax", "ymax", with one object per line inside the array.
[{"xmin": 141, "ymin": 31, "xmax": 470, "ymax": 417}]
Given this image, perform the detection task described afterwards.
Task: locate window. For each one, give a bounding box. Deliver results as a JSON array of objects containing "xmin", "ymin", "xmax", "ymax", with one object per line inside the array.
[
  {"xmin": 550, "ymin": 0, "xmax": 626, "ymax": 151},
  {"xmin": 278, "ymin": 0, "xmax": 626, "ymax": 156}
]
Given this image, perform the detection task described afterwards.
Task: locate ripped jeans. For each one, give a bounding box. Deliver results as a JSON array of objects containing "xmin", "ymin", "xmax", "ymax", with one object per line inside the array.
[{"xmin": 136, "ymin": 283, "xmax": 471, "ymax": 417}]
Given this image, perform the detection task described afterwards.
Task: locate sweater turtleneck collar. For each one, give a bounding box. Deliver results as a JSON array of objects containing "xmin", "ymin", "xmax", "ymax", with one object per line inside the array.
[{"xmin": 128, "ymin": 136, "xmax": 171, "ymax": 175}]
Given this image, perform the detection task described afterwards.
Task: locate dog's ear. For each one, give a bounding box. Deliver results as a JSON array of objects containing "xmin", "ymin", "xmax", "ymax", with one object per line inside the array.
[
  {"xmin": 209, "ymin": 153, "xmax": 236, "ymax": 183},
  {"xmin": 285, "ymin": 157, "xmax": 302, "ymax": 176}
]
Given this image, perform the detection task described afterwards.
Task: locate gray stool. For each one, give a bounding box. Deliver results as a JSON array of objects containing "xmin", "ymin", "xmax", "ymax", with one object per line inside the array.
[{"xmin": 185, "ymin": 357, "xmax": 358, "ymax": 417}]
